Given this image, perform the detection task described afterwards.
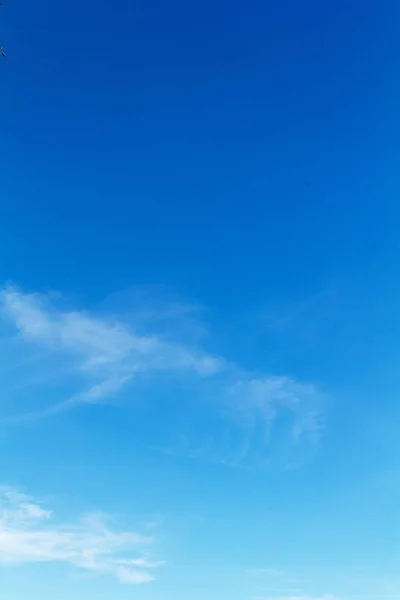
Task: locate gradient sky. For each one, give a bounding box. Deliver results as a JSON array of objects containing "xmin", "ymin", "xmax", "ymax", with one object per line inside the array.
[{"xmin": 1, "ymin": 1, "xmax": 400, "ymax": 599}]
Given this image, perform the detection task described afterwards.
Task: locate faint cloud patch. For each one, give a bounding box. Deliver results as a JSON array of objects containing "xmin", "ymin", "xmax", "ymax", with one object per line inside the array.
[
  {"xmin": 0, "ymin": 486, "xmax": 163, "ymax": 585},
  {"xmin": 0, "ymin": 285, "xmax": 221, "ymax": 416},
  {"xmin": 221, "ymin": 377, "xmax": 325, "ymax": 467},
  {"xmin": 0, "ymin": 284, "xmax": 327, "ymax": 467},
  {"xmin": 101, "ymin": 285, "xmax": 212, "ymax": 344}
]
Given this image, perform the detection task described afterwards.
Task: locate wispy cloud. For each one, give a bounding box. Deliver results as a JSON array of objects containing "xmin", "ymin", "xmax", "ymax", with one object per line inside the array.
[
  {"xmin": 0, "ymin": 486, "xmax": 163, "ymax": 584},
  {"xmin": 0, "ymin": 284, "xmax": 326, "ymax": 464},
  {"xmin": 229, "ymin": 377, "xmax": 324, "ymax": 439},
  {"xmin": 0, "ymin": 285, "xmax": 221, "ymax": 415}
]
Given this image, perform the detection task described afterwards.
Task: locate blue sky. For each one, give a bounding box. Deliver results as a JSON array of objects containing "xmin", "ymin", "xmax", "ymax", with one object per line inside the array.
[{"xmin": 1, "ymin": 1, "xmax": 399, "ymax": 599}]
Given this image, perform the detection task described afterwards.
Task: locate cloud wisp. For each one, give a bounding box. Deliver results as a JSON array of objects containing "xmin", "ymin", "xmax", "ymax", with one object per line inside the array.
[
  {"xmin": 0, "ymin": 486, "xmax": 163, "ymax": 584},
  {"xmin": 0, "ymin": 285, "xmax": 221, "ymax": 415},
  {"xmin": 0, "ymin": 284, "xmax": 326, "ymax": 464}
]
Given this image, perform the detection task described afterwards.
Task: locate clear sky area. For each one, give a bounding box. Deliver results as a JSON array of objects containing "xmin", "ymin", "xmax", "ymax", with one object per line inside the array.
[{"xmin": 1, "ymin": 1, "xmax": 399, "ymax": 599}]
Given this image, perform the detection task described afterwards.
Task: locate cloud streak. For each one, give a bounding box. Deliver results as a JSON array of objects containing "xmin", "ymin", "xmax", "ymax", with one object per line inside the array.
[
  {"xmin": 0, "ymin": 486, "xmax": 162, "ymax": 584},
  {"xmin": 0, "ymin": 284, "xmax": 326, "ymax": 464},
  {"xmin": 0, "ymin": 285, "xmax": 221, "ymax": 414}
]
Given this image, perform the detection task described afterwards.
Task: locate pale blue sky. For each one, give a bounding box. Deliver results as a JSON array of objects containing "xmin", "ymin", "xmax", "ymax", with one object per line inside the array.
[{"xmin": 1, "ymin": 1, "xmax": 399, "ymax": 599}]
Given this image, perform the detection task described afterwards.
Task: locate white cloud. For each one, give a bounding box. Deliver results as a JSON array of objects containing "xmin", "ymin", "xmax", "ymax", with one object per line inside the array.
[
  {"xmin": 0, "ymin": 284, "xmax": 326, "ymax": 463},
  {"xmin": 230, "ymin": 377, "xmax": 324, "ymax": 442},
  {"xmin": 0, "ymin": 486, "xmax": 162, "ymax": 584},
  {"xmin": 0, "ymin": 285, "xmax": 222, "ymax": 413}
]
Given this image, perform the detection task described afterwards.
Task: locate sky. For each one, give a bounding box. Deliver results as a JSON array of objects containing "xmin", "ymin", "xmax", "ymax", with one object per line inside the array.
[{"xmin": 0, "ymin": 1, "xmax": 400, "ymax": 599}]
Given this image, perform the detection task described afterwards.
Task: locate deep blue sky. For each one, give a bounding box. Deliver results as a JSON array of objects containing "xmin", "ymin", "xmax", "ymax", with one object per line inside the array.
[
  {"xmin": 2, "ymin": 0, "xmax": 398, "ymax": 299},
  {"xmin": 1, "ymin": 2, "xmax": 400, "ymax": 599}
]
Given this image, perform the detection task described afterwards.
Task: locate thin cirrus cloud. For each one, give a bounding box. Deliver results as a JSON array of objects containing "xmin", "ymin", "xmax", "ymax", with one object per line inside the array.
[
  {"xmin": 0, "ymin": 284, "xmax": 326, "ymax": 462},
  {"xmin": 0, "ymin": 486, "xmax": 163, "ymax": 584},
  {"xmin": 0, "ymin": 285, "xmax": 222, "ymax": 415}
]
